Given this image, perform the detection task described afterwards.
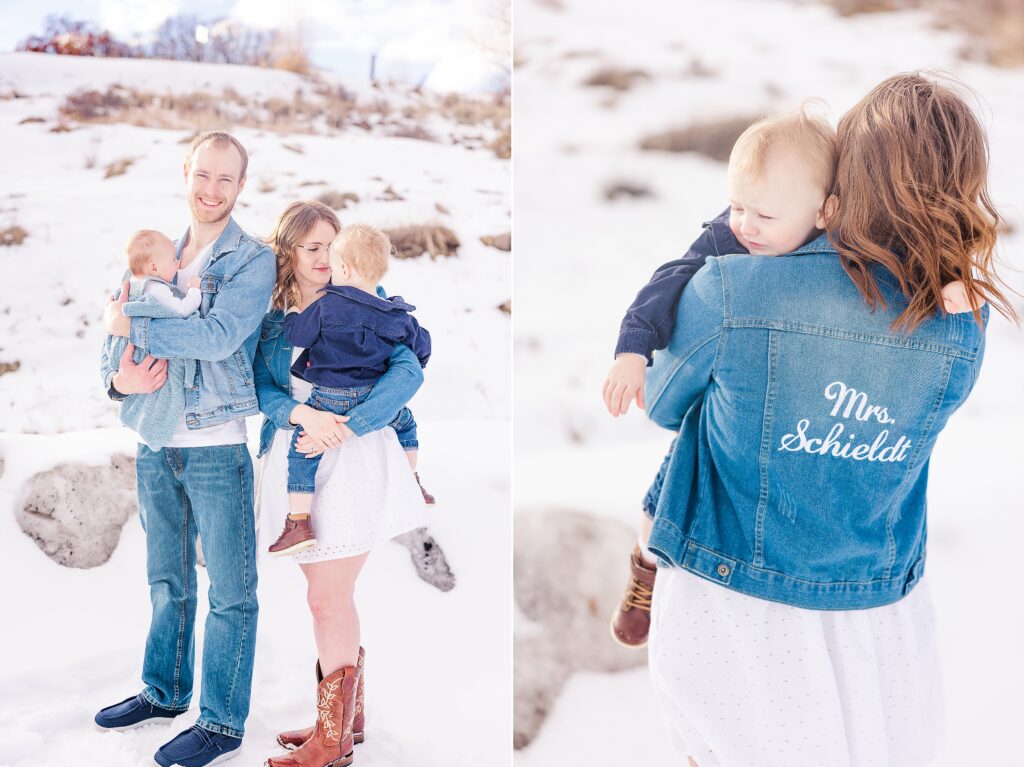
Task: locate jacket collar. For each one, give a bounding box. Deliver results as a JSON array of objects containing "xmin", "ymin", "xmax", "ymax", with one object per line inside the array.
[
  {"xmin": 175, "ymin": 216, "xmax": 244, "ymax": 266},
  {"xmin": 789, "ymin": 232, "xmax": 836, "ymax": 256},
  {"xmin": 317, "ymin": 284, "xmax": 415, "ymax": 312}
]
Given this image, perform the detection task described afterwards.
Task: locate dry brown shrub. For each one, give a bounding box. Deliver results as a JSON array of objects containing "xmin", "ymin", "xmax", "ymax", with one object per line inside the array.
[
  {"xmin": 316, "ymin": 191, "xmax": 360, "ymax": 210},
  {"xmin": 19, "ymin": 116, "xmax": 45, "ymax": 125},
  {"xmin": 498, "ymin": 300, "xmax": 511, "ymax": 314},
  {"xmin": 481, "ymin": 232, "xmax": 512, "ymax": 251},
  {"xmin": 299, "ymin": 179, "xmax": 327, "ymax": 187},
  {"xmin": 378, "ymin": 185, "xmax": 405, "ymax": 202},
  {"xmin": 386, "ymin": 225, "xmax": 461, "ymax": 260},
  {"xmin": 490, "ymin": 127, "xmax": 512, "ymax": 160},
  {"xmin": 823, "ymin": 0, "xmax": 1024, "ymax": 67},
  {"xmin": 604, "ymin": 181, "xmax": 654, "ymax": 201},
  {"xmin": 391, "ymin": 124, "xmax": 437, "ymax": 142},
  {"xmin": 49, "ymin": 123, "xmax": 74, "ymax": 133},
  {"xmin": 435, "ymin": 202, "xmax": 451, "ymax": 215},
  {"xmin": 0, "ymin": 226, "xmax": 28, "ymax": 246},
  {"xmin": 282, "ymin": 142, "xmax": 305, "ymax": 154},
  {"xmin": 0, "ymin": 360, "xmax": 20, "ymax": 377},
  {"xmin": 258, "ymin": 178, "xmax": 277, "ymax": 193},
  {"xmin": 583, "ymin": 67, "xmax": 650, "ymax": 92},
  {"xmin": 639, "ymin": 114, "xmax": 760, "ymax": 163},
  {"xmin": 104, "ymin": 158, "xmax": 135, "ymax": 178}
]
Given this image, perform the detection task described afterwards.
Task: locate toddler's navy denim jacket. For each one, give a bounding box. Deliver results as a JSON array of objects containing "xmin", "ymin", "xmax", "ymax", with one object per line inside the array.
[
  {"xmin": 615, "ymin": 208, "xmax": 746, "ymax": 362},
  {"xmin": 285, "ymin": 285, "xmax": 431, "ymax": 388}
]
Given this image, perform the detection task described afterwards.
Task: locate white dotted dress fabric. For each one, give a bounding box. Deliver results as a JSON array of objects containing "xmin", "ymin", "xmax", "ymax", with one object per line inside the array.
[
  {"xmin": 256, "ymin": 359, "xmax": 426, "ymax": 562},
  {"xmin": 648, "ymin": 566, "xmax": 946, "ymax": 767}
]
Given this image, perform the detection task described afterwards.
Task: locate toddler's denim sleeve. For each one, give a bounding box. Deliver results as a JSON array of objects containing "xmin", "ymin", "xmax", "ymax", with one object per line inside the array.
[
  {"xmin": 284, "ymin": 300, "xmax": 323, "ymax": 349},
  {"xmin": 614, "ymin": 229, "xmax": 717, "ymax": 363}
]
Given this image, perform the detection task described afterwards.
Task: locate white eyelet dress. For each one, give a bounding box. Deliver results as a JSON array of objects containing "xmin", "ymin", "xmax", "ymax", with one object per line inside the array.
[
  {"xmin": 256, "ymin": 349, "xmax": 427, "ymax": 562},
  {"xmin": 648, "ymin": 566, "xmax": 946, "ymax": 767}
]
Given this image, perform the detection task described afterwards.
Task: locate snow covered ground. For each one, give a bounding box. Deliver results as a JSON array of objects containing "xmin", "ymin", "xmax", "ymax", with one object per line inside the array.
[
  {"xmin": 513, "ymin": 1, "xmax": 1024, "ymax": 765},
  {"xmin": 0, "ymin": 52, "xmax": 510, "ymax": 767}
]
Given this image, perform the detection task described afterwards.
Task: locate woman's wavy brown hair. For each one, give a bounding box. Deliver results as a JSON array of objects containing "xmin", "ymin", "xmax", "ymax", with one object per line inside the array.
[
  {"xmin": 266, "ymin": 201, "xmax": 341, "ymax": 310},
  {"xmin": 827, "ymin": 72, "xmax": 1016, "ymax": 332}
]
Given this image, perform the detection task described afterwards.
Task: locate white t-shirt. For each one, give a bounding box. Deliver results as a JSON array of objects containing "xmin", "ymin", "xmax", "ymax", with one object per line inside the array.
[
  {"xmin": 163, "ymin": 239, "xmax": 248, "ymax": 448},
  {"xmin": 143, "ymin": 282, "xmax": 202, "ymax": 317}
]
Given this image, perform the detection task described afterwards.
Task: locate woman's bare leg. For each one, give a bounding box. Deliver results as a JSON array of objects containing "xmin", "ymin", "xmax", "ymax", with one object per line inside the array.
[{"xmin": 299, "ymin": 552, "xmax": 370, "ymax": 674}]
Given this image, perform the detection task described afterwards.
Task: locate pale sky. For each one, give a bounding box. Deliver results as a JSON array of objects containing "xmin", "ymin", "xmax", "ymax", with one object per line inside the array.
[{"xmin": 0, "ymin": 0, "xmax": 509, "ymax": 90}]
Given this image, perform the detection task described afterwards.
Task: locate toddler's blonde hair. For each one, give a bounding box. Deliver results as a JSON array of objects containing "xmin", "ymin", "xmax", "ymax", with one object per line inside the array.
[
  {"xmin": 330, "ymin": 224, "xmax": 391, "ymax": 283},
  {"xmin": 126, "ymin": 229, "xmax": 170, "ymax": 277},
  {"xmin": 729, "ymin": 104, "xmax": 837, "ymax": 196}
]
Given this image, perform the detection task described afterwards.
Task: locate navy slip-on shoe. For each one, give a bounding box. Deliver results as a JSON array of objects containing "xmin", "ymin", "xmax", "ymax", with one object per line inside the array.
[
  {"xmin": 154, "ymin": 725, "xmax": 242, "ymax": 767},
  {"xmin": 95, "ymin": 693, "xmax": 184, "ymax": 731}
]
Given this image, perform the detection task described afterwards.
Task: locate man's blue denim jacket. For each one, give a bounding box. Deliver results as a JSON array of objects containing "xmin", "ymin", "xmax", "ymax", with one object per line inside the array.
[
  {"xmin": 645, "ymin": 234, "xmax": 987, "ymax": 610},
  {"xmin": 101, "ymin": 217, "xmax": 276, "ymax": 429},
  {"xmin": 616, "ymin": 208, "xmax": 745, "ymax": 362},
  {"xmin": 286, "ymin": 285, "xmax": 431, "ymax": 388},
  {"xmin": 254, "ymin": 292, "xmax": 424, "ymax": 458}
]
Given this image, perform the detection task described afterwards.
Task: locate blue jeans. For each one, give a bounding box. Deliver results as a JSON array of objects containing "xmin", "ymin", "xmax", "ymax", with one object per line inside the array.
[
  {"xmin": 389, "ymin": 406, "xmax": 418, "ymax": 450},
  {"xmin": 288, "ymin": 385, "xmax": 373, "ymax": 493},
  {"xmin": 136, "ymin": 443, "xmax": 258, "ymax": 739},
  {"xmin": 642, "ymin": 436, "xmax": 678, "ymax": 519}
]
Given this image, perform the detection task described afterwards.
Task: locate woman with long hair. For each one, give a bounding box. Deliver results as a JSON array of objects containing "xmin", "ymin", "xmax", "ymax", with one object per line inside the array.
[
  {"xmin": 645, "ymin": 73, "xmax": 1015, "ymax": 767},
  {"xmin": 254, "ymin": 201, "xmax": 427, "ymax": 767}
]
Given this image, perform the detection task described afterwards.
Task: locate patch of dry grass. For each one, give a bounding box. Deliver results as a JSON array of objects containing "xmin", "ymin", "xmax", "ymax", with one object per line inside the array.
[
  {"xmin": 583, "ymin": 67, "xmax": 650, "ymax": 92},
  {"xmin": 103, "ymin": 158, "xmax": 135, "ymax": 179},
  {"xmin": 0, "ymin": 360, "xmax": 20, "ymax": 377},
  {"xmin": 822, "ymin": 0, "xmax": 1024, "ymax": 67},
  {"xmin": 316, "ymin": 191, "xmax": 360, "ymax": 210},
  {"xmin": 18, "ymin": 116, "xmax": 45, "ymax": 125},
  {"xmin": 0, "ymin": 226, "xmax": 28, "ymax": 246},
  {"xmin": 386, "ymin": 225, "xmax": 460, "ymax": 260},
  {"xmin": 639, "ymin": 115, "xmax": 760, "ymax": 163},
  {"xmin": 481, "ymin": 233, "xmax": 511, "ymax": 251},
  {"xmin": 604, "ymin": 181, "xmax": 654, "ymax": 201},
  {"xmin": 498, "ymin": 300, "xmax": 511, "ymax": 314}
]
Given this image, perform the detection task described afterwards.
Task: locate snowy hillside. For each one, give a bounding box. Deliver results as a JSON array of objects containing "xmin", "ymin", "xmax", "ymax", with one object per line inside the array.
[
  {"xmin": 513, "ymin": 1, "xmax": 1024, "ymax": 765},
  {"xmin": 0, "ymin": 52, "xmax": 510, "ymax": 767}
]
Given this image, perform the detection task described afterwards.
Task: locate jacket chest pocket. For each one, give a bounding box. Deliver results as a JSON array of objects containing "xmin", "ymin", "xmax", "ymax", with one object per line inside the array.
[{"xmin": 199, "ymin": 274, "xmax": 225, "ymax": 316}]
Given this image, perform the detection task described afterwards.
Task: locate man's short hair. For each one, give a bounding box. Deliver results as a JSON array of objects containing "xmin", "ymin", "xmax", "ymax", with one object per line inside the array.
[{"xmin": 184, "ymin": 131, "xmax": 249, "ymax": 180}]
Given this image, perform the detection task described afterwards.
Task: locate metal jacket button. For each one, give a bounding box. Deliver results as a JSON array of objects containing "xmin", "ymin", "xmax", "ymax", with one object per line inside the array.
[{"xmin": 717, "ymin": 563, "xmax": 730, "ymax": 577}]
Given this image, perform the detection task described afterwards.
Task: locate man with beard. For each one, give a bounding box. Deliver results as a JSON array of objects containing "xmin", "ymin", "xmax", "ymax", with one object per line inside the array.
[{"xmin": 96, "ymin": 132, "xmax": 275, "ymax": 767}]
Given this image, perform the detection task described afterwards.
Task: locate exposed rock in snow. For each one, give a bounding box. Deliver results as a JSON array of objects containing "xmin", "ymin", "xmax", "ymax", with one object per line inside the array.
[
  {"xmin": 513, "ymin": 508, "xmax": 646, "ymax": 748},
  {"xmin": 16, "ymin": 453, "xmax": 137, "ymax": 568},
  {"xmin": 393, "ymin": 526, "xmax": 456, "ymax": 591}
]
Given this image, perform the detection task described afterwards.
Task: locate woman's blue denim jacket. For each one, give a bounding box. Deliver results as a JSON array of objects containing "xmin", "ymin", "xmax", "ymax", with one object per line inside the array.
[
  {"xmin": 101, "ymin": 217, "xmax": 277, "ymax": 429},
  {"xmin": 253, "ymin": 289, "xmax": 424, "ymax": 458},
  {"xmin": 645, "ymin": 234, "xmax": 987, "ymax": 610}
]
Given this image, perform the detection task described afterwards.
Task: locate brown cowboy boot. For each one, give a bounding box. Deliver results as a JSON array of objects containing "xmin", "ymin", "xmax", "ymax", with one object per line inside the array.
[
  {"xmin": 265, "ymin": 664, "xmax": 358, "ymax": 767},
  {"xmin": 277, "ymin": 649, "xmax": 366, "ymax": 751},
  {"xmin": 610, "ymin": 544, "xmax": 657, "ymax": 648}
]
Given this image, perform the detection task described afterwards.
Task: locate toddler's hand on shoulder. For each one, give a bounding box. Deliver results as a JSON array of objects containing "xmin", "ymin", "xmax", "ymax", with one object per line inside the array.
[
  {"xmin": 602, "ymin": 353, "xmax": 648, "ymax": 417},
  {"xmin": 940, "ymin": 280, "xmax": 979, "ymax": 314}
]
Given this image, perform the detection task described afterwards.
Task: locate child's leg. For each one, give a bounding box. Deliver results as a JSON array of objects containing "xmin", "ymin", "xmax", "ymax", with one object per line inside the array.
[
  {"xmin": 611, "ymin": 436, "xmax": 678, "ymax": 647},
  {"xmin": 404, "ymin": 448, "xmax": 417, "ymax": 471},
  {"xmin": 637, "ymin": 435, "xmax": 677, "ymax": 562}
]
